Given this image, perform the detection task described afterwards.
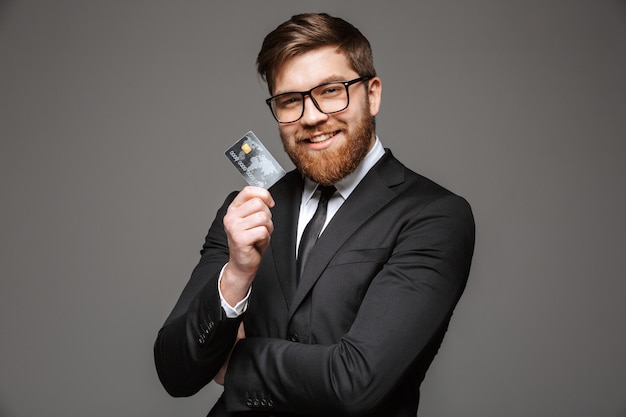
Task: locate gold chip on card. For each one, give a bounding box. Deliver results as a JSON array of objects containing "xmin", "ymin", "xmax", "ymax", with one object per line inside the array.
[{"xmin": 241, "ymin": 143, "xmax": 252, "ymax": 154}]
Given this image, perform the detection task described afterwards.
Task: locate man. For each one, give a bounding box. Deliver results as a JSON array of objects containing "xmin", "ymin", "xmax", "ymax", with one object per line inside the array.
[{"xmin": 154, "ymin": 12, "xmax": 475, "ymax": 417}]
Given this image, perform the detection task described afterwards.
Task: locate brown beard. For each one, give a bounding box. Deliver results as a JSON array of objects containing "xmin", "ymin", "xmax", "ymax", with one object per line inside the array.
[{"xmin": 280, "ymin": 101, "xmax": 375, "ymax": 186}]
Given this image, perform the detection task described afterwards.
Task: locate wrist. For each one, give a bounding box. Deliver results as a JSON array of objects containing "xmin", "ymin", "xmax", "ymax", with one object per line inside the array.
[{"xmin": 221, "ymin": 263, "xmax": 253, "ymax": 306}]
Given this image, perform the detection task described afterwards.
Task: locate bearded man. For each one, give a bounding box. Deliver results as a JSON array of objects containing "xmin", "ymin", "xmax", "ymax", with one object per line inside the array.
[{"xmin": 155, "ymin": 12, "xmax": 475, "ymax": 417}]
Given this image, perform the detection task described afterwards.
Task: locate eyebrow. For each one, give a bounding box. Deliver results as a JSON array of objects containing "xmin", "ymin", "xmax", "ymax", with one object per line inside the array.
[{"xmin": 273, "ymin": 74, "xmax": 354, "ymax": 96}]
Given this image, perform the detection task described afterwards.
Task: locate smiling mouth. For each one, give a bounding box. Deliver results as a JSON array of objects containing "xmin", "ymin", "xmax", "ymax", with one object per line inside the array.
[{"xmin": 305, "ymin": 130, "xmax": 340, "ymax": 143}]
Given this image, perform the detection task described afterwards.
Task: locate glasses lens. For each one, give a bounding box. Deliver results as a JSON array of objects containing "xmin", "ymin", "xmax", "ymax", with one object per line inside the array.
[
  {"xmin": 271, "ymin": 93, "xmax": 303, "ymax": 123},
  {"xmin": 311, "ymin": 83, "xmax": 349, "ymax": 114}
]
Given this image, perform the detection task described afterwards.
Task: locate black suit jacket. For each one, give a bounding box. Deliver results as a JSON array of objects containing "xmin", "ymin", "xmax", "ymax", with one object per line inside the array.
[{"xmin": 154, "ymin": 150, "xmax": 475, "ymax": 416}]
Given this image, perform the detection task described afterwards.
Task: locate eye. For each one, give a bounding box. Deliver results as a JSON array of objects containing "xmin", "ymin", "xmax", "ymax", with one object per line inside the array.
[
  {"xmin": 276, "ymin": 94, "xmax": 302, "ymax": 108},
  {"xmin": 319, "ymin": 85, "xmax": 342, "ymax": 96}
]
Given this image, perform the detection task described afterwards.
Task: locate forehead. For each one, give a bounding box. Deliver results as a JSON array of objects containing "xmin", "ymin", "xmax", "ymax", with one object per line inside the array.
[{"xmin": 273, "ymin": 46, "xmax": 358, "ymax": 94}]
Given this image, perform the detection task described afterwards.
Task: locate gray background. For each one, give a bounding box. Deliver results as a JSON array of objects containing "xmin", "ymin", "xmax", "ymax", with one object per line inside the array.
[{"xmin": 1, "ymin": 1, "xmax": 625, "ymax": 416}]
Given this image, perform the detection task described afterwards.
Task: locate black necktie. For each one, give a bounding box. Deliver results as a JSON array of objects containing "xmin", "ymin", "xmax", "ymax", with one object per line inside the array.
[{"xmin": 297, "ymin": 185, "xmax": 336, "ymax": 279}]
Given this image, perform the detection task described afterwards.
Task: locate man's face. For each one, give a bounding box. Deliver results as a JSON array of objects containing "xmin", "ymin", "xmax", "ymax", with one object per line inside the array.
[{"xmin": 272, "ymin": 46, "xmax": 382, "ymax": 185}]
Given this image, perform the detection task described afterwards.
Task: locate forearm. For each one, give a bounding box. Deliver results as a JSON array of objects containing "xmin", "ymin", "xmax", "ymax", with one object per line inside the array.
[
  {"xmin": 223, "ymin": 283, "xmax": 459, "ymax": 415},
  {"xmin": 154, "ymin": 269, "xmax": 243, "ymax": 397}
]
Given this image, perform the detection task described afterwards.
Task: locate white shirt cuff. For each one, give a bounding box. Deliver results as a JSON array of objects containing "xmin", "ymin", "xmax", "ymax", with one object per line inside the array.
[{"xmin": 218, "ymin": 263, "xmax": 251, "ymax": 318}]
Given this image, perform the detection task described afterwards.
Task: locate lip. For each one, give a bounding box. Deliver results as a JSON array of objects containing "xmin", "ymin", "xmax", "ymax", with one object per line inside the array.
[{"xmin": 301, "ymin": 130, "xmax": 340, "ymax": 150}]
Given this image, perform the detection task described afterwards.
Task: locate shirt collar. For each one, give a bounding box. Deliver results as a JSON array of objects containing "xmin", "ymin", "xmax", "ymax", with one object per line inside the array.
[{"xmin": 302, "ymin": 136, "xmax": 385, "ymax": 203}]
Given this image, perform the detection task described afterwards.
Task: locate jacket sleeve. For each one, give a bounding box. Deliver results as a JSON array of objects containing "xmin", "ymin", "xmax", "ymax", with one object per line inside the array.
[
  {"xmin": 154, "ymin": 191, "xmax": 243, "ymax": 397},
  {"xmin": 223, "ymin": 193, "xmax": 475, "ymax": 415}
]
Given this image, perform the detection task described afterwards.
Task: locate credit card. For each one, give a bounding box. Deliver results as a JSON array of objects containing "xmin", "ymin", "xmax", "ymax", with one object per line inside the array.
[{"xmin": 224, "ymin": 131, "xmax": 286, "ymax": 188}]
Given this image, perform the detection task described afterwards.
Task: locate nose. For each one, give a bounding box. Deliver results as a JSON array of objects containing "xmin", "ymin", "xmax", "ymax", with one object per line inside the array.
[{"xmin": 300, "ymin": 95, "xmax": 328, "ymax": 126}]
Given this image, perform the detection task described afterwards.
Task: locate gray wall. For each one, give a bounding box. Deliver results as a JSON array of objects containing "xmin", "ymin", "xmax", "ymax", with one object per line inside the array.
[{"xmin": 1, "ymin": 1, "xmax": 625, "ymax": 416}]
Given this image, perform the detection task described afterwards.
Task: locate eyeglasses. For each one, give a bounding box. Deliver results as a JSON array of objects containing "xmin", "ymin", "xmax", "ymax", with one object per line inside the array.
[{"xmin": 266, "ymin": 77, "xmax": 372, "ymax": 124}]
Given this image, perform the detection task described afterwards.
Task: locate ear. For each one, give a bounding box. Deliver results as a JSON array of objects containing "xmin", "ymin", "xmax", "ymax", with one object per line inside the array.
[{"xmin": 367, "ymin": 77, "xmax": 382, "ymax": 117}]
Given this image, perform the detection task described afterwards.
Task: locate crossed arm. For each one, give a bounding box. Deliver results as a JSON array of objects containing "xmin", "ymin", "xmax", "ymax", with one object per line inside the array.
[{"xmin": 154, "ymin": 187, "xmax": 475, "ymax": 415}]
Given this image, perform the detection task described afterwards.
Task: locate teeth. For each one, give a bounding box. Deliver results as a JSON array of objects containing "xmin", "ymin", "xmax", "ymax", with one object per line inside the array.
[{"xmin": 309, "ymin": 132, "xmax": 336, "ymax": 143}]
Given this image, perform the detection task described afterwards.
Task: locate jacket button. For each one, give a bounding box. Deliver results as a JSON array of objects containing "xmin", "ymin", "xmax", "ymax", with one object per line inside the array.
[
  {"xmin": 201, "ymin": 320, "xmax": 214, "ymax": 334},
  {"xmin": 288, "ymin": 333, "xmax": 298, "ymax": 342}
]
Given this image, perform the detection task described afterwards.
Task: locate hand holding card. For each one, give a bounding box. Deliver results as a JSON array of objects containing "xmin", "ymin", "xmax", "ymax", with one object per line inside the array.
[{"xmin": 224, "ymin": 131, "xmax": 286, "ymax": 189}]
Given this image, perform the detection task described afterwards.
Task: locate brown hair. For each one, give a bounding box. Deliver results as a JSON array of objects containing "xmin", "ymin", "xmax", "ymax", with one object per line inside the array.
[{"xmin": 257, "ymin": 13, "xmax": 377, "ymax": 94}]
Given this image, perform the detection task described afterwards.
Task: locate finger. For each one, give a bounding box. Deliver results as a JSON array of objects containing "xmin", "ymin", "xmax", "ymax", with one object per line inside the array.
[
  {"xmin": 224, "ymin": 206, "xmax": 273, "ymax": 243},
  {"xmin": 225, "ymin": 210, "xmax": 274, "ymax": 254},
  {"xmin": 237, "ymin": 208, "xmax": 273, "ymax": 233},
  {"xmin": 230, "ymin": 197, "xmax": 274, "ymax": 222},
  {"xmin": 230, "ymin": 186, "xmax": 275, "ymax": 209}
]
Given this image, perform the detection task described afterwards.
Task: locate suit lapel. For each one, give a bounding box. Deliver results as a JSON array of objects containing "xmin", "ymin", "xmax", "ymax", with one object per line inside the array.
[
  {"xmin": 268, "ymin": 171, "xmax": 304, "ymax": 309},
  {"xmin": 288, "ymin": 151, "xmax": 405, "ymax": 319}
]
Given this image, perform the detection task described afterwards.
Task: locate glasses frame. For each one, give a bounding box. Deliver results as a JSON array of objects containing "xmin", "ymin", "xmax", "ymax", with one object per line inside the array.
[{"xmin": 265, "ymin": 76, "xmax": 373, "ymax": 124}]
